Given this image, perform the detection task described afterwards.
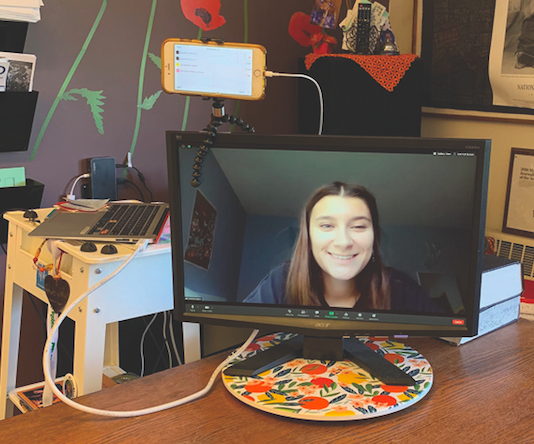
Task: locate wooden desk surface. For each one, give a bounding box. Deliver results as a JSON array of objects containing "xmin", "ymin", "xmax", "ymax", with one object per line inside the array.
[{"xmin": 1, "ymin": 320, "xmax": 533, "ymax": 444}]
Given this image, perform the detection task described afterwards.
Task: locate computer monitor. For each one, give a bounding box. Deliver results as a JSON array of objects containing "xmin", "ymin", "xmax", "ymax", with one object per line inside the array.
[{"xmin": 166, "ymin": 132, "xmax": 490, "ymax": 384}]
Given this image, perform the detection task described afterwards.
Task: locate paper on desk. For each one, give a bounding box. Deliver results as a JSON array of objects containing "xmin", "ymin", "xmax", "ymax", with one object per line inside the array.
[{"xmin": 61, "ymin": 198, "xmax": 109, "ymax": 212}]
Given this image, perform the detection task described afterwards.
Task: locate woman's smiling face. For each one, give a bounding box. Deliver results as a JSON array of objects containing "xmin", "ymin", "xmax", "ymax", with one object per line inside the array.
[{"xmin": 309, "ymin": 195, "xmax": 374, "ymax": 283}]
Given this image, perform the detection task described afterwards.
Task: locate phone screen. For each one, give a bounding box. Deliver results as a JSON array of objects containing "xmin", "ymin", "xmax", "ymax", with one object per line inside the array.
[{"xmin": 173, "ymin": 43, "xmax": 254, "ymax": 97}]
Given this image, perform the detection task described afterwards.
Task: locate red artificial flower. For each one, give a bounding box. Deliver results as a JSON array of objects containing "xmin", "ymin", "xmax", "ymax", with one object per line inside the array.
[
  {"xmin": 289, "ymin": 12, "xmax": 322, "ymax": 47},
  {"xmin": 181, "ymin": 0, "xmax": 226, "ymax": 31}
]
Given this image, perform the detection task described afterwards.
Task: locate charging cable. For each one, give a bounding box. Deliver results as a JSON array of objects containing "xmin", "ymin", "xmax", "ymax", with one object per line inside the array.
[
  {"xmin": 116, "ymin": 164, "xmax": 154, "ymax": 203},
  {"xmin": 42, "ymin": 239, "xmax": 259, "ymax": 417},
  {"xmin": 265, "ymin": 71, "xmax": 324, "ymax": 135},
  {"xmin": 66, "ymin": 173, "xmax": 91, "ymax": 201}
]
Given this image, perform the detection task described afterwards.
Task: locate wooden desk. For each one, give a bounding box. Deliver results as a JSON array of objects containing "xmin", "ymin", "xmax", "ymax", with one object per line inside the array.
[{"xmin": 1, "ymin": 320, "xmax": 533, "ymax": 444}]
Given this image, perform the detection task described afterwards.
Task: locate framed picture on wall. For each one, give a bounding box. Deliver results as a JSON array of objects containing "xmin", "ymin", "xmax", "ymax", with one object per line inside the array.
[
  {"xmin": 503, "ymin": 147, "xmax": 534, "ymax": 238},
  {"xmin": 420, "ymin": 0, "xmax": 534, "ymax": 122},
  {"xmin": 184, "ymin": 190, "xmax": 217, "ymax": 270}
]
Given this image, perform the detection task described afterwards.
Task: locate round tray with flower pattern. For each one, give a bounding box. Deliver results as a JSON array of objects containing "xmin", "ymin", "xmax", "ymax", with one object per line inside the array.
[{"xmin": 222, "ymin": 332, "xmax": 433, "ymax": 421}]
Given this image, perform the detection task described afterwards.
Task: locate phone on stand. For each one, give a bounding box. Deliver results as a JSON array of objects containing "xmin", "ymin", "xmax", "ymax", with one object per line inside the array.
[{"xmin": 161, "ymin": 39, "xmax": 267, "ymax": 101}]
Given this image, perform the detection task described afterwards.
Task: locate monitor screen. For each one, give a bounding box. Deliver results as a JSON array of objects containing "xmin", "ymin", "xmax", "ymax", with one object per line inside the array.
[{"xmin": 166, "ymin": 132, "xmax": 490, "ymax": 378}]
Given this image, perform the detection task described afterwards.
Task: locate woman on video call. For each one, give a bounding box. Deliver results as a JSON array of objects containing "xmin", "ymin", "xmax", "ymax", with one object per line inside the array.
[{"xmin": 243, "ymin": 181, "xmax": 442, "ymax": 313}]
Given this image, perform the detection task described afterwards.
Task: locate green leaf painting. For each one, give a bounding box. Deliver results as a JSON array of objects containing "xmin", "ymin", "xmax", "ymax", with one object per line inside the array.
[
  {"xmin": 30, "ymin": 0, "xmax": 108, "ymax": 161},
  {"xmin": 139, "ymin": 90, "xmax": 163, "ymax": 111},
  {"xmin": 148, "ymin": 52, "xmax": 161, "ymax": 70},
  {"xmin": 61, "ymin": 88, "xmax": 106, "ymax": 134},
  {"xmin": 29, "ymin": 0, "xmax": 252, "ymax": 162}
]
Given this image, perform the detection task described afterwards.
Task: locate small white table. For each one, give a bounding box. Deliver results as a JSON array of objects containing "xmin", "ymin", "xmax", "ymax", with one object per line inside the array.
[{"xmin": 0, "ymin": 208, "xmax": 200, "ymax": 419}]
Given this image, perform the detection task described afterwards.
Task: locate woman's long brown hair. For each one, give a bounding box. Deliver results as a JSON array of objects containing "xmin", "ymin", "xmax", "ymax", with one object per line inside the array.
[{"xmin": 285, "ymin": 182, "xmax": 391, "ymax": 309}]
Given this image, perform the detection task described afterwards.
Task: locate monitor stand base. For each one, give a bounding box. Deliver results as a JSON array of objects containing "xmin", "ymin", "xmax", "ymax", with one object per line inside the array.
[{"xmin": 225, "ymin": 334, "xmax": 416, "ymax": 386}]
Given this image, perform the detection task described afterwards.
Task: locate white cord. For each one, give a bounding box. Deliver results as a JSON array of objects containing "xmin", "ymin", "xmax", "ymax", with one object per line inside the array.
[
  {"xmin": 168, "ymin": 312, "xmax": 183, "ymax": 366},
  {"xmin": 42, "ymin": 240, "xmax": 259, "ymax": 417},
  {"xmin": 44, "ymin": 324, "xmax": 259, "ymax": 417},
  {"xmin": 140, "ymin": 313, "xmax": 158, "ymax": 377},
  {"xmin": 68, "ymin": 173, "xmax": 91, "ymax": 198},
  {"xmin": 264, "ymin": 71, "xmax": 324, "ymax": 135},
  {"xmin": 163, "ymin": 311, "xmax": 173, "ymax": 369}
]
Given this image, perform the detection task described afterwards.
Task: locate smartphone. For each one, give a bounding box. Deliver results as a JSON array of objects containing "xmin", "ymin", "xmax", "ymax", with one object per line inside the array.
[{"xmin": 161, "ymin": 39, "xmax": 267, "ymax": 101}]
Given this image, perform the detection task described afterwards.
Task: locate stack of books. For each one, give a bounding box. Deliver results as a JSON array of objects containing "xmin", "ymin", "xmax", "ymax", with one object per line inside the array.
[
  {"xmin": 520, "ymin": 285, "xmax": 534, "ymax": 321},
  {"xmin": 441, "ymin": 254, "xmax": 523, "ymax": 346}
]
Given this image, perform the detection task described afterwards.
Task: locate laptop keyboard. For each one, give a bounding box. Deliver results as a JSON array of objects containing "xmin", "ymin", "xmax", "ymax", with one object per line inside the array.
[{"xmin": 87, "ymin": 204, "xmax": 159, "ymax": 237}]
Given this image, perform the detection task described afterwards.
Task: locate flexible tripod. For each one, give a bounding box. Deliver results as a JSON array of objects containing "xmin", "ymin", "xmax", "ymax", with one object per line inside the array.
[{"xmin": 191, "ymin": 98, "xmax": 255, "ymax": 187}]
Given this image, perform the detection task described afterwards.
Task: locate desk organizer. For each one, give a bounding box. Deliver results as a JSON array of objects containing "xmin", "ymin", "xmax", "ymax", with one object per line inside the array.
[{"xmin": 223, "ymin": 332, "xmax": 433, "ymax": 421}]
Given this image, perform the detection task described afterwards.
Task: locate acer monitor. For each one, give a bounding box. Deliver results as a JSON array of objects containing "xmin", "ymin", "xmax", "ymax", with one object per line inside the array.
[{"xmin": 166, "ymin": 132, "xmax": 490, "ymax": 384}]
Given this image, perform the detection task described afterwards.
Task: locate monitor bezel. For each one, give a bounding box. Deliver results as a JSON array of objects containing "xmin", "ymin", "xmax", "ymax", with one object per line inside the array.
[{"xmin": 167, "ymin": 131, "xmax": 490, "ymax": 338}]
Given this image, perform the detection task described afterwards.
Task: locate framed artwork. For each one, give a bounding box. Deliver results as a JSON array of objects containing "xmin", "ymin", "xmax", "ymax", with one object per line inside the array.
[
  {"xmin": 420, "ymin": 0, "xmax": 534, "ymax": 122},
  {"xmin": 310, "ymin": 0, "xmax": 343, "ymax": 29},
  {"xmin": 184, "ymin": 190, "xmax": 217, "ymax": 270},
  {"xmin": 503, "ymin": 147, "xmax": 534, "ymax": 238}
]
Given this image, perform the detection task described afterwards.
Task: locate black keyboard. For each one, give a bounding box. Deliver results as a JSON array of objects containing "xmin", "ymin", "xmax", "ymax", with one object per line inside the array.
[{"xmin": 87, "ymin": 204, "xmax": 159, "ymax": 237}]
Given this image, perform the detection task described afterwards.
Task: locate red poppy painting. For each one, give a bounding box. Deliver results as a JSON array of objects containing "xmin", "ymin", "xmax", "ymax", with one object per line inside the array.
[{"xmin": 181, "ymin": 0, "xmax": 226, "ymax": 31}]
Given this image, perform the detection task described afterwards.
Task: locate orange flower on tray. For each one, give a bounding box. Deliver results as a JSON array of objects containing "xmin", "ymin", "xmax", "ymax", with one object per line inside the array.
[
  {"xmin": 297, "ymin": 385, "xmax": 317, "ymax": 396},
  {"xmin": 181, "ymin": 0, "xmax": 226, "ymax": 31},
  {"xmin": 244, "ymin": 379, "xmax": 274, "ymax": 393}
]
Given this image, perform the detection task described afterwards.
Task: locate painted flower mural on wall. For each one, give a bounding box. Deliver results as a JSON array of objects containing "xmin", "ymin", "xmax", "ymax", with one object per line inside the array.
[{"xmin": 181, "ymin": 0, "xmax": 226, "ymax": 31}]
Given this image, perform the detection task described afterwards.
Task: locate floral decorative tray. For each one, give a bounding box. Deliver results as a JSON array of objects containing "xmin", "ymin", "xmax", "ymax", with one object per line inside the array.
[{"xmin": 223, "ymin": 332, "xmax": 433, "ymax": 421}]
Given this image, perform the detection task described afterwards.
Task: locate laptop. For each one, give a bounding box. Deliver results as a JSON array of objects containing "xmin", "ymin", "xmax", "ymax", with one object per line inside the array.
[{"xmin": 28, "ymin": 202, "xmax": 169, "ymax": 243}]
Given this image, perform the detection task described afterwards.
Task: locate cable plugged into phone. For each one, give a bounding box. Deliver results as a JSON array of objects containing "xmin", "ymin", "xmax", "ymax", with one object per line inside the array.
[{"xmin": 264, "ymin": 71, "xmax": 323, "ymax": 135}]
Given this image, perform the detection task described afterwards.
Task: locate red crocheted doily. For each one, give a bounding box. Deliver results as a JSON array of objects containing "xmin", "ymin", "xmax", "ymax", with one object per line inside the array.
[{"xmin": 305, "ymin": 53, "xmax": 418, "ymax": 92}]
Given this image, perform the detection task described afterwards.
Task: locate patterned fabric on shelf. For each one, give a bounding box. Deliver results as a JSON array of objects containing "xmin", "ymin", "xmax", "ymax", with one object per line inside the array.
[{"xmin": 304, "ymin": 53, "xmax": 418, "ymax": 92}]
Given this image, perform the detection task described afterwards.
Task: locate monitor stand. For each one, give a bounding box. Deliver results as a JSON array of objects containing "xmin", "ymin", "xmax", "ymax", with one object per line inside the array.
[
  {"xmin": 224, "ymin": 335, "xmax": 416, "ymax": 386},
  {"xmin": 222, "ymin": 333, "xmax": 433, "ymax": 421}
]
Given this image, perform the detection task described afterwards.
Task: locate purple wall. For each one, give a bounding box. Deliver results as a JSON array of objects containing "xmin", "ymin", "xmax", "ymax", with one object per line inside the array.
[{"xmin": 0, "ymin": 0, "xmax": 312, "ymax": 386}]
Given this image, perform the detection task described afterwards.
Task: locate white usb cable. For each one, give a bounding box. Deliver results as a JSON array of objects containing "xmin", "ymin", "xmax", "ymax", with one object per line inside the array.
[
  {"xmin": 67, "ymin": 173, "xmax": 91, "ymax": 200},
  {"xmin": 265, "ymin": 71, "xmax": 324, "ymax": 135},
  {"xmin": 42, "ymin": 239, "xmax": 259, "ymax": 417}
]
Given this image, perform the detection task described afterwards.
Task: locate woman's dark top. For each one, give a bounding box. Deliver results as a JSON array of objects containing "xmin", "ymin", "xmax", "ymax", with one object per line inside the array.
[{"xmin": 243, "ymin": 263, "xmax": 443, "ymax": 313}]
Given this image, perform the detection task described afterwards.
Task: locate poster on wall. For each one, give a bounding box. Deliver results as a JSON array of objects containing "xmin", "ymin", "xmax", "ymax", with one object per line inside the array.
[
  {"xmin": 184, "ymin": 190, "xmax": 217, "ymax": 270},
  {"xmin": 503, "ymin": 147, "xmax": 534, "ymax": 237},
  {"xmin": 489, "ymin": 0, "xmax": 534, "ymax": 109},
  {"xmin": 421, "ymin": 0, "xmax": 496, "ymax": 111}
]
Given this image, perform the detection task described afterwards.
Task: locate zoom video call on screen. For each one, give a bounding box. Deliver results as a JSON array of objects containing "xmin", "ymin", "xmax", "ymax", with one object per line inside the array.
[{"xmin": 177, "ymin": 145, "xmax": 478, "ymax": 328}]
